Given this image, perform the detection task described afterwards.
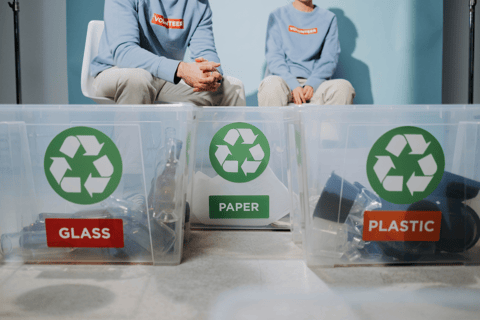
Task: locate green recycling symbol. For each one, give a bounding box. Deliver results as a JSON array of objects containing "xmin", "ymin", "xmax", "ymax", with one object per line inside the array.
[
  {"xmin": 366, "ymin": 126, "xmax": 445, "ymax": 204},
  {"xmin": 209, "ymin": 122, "xmax": 270, "ymax": 183},
  {"xmin": 44, "ymin": 127, "xmax": 123, "ymax": 205}
]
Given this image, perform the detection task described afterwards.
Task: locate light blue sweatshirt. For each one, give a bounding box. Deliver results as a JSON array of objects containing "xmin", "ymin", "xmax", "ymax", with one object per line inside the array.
[
  {"xmin": 265, "ymin": 4, "xmax": 340, "ymax": 91},
  {"xmin": 91, "ymin": 0, "xmax": 222, "ymax": 83}
]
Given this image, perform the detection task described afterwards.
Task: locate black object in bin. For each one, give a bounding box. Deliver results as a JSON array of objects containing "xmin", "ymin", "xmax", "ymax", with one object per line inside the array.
[{"xmin": 314, "ymin": 171, "xmax": 480, "ymax": 260}]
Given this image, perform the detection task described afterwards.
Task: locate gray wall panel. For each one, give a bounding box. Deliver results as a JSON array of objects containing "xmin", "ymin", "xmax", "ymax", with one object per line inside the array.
[{"xmin": 0, "ymin": 0, "xmax": 68, "ymax": 104}]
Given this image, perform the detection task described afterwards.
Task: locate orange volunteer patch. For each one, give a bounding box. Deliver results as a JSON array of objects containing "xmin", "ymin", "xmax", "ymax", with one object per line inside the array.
[
  {"xmin": 151, "ymin": 13, "xmax": 184, "ymax": 29},
  {"xmin": 288, "ymin": 25, "xmax": 317, "ymax": 35}
]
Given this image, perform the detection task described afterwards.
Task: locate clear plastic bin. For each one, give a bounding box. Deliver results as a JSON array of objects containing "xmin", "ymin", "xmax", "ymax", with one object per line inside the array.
[
  {"xmin": 190, "ymin": 107, "xmax": 299, "ymax": 231},
  {"xmin": 0, "ymin": 105, "xmax": 196, "ymax": 265},
  {"xmin": 297, "ymin": 105, "xmax": 480, "ymax": 267}
]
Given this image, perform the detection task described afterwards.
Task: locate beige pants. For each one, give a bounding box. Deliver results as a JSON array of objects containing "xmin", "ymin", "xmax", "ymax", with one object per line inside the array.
[
  {"xmin": 93, "ymin": 67, "xmax": 246, "ymax": 106},
  {"xmin": 258, "ymin": 76, "xmax": 356, "ymax": 106}
]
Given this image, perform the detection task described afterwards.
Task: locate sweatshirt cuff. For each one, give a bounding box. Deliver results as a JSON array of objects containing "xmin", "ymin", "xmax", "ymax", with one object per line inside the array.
[
  {"xmin": 304, "ymin": 78, "xmax": 326, "ymax": 91},
  {"xmin": 156, "ymin": 59, "xmax": 182, "ymax": 84},
  {"xmin": 285, "ymin": 77, "xmax": 301, "ymax": 91}
]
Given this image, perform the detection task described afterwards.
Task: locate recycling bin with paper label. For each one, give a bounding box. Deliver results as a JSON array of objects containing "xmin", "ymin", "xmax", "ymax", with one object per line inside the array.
[
  {"xmin": 190, "ymin": 107, "xmax": 299, "ymax": 230},
  {"xmin": 0, "ymin": 105, "xmax": 196, "ymax": 265},
  {"xmin": 296, "ymin": 105, "xmax": 480, "ymax": 267}
]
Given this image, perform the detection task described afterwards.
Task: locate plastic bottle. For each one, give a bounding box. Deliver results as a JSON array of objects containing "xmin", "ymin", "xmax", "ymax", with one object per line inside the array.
[{"xmin": 148, "ymin": 127, "xmax": 182, "ymax": 224}]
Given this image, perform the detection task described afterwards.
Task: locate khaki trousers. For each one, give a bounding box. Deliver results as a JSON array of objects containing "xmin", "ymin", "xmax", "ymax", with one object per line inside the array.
[
  {"xmin": 93, "ymin": 67, "xmax": 246, "ymax": 106},
  {"xmin": 258, "ymin": 76, "xmax": 356, "ymax": 106}
]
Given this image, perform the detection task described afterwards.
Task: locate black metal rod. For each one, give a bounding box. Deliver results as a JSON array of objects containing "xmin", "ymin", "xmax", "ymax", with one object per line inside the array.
[
  {"xmin": 469, "ymin": 0, "xmax": 476, "ymax": 104},
  {"xmin": 8, "ymin": 0, "xmax": 22, "ymax": 104}
]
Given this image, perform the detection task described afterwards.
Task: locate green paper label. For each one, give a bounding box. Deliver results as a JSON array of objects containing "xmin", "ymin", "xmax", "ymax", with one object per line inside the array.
[{"xmin": 209, "ymin": 195, "xmax": 269, "ymax": 219}]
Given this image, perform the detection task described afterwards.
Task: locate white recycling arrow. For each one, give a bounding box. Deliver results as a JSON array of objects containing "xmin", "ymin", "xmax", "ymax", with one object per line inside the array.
[
  {"xmin": 374, "ymin": 156, "xmax": 395, "ymax": 182},
  {"xmin": 406, "ymin": 173, "xmax": 433, "ymax": 196},
  {"xmin": 77, "ymin": 135, "xmax": 104, "ymax": 156},
  {"xmin": 383, "ymin": 176, "xmax": 404, "ymax": 192},
  {"xmin": 405, "ymin": 134, "xmax": 431, "ymax": 155},
  {"xmin": 93, "ymin": 155, "xmax": 114, "ymax": 177},
  {"xmin": 386, "ymin": 134, "xmax": 407, "ymax": 158},
  {"xmin": 238, "ymin": 129, "xmax": 258, "ymax": 144},
  {"xmin": 241, "ymin": 160, "xmax": 261, "ymax": 175},
  {"xmin": 249, "ymin": 144, "xmax": 265, "ymax": 161},
  {"xmin": 385, "ymin": 135, "xmax": 407, "ymax": 157},
  {"xmin": 84, "ymin": 174, "xmax": 110, "ymax": 197},
  {"xmin": 60, "ymin": 136, "xmax": 81, "ymax": 158},
  {"xmin": 61, "ymin": 177, "xmax": 81, "ymax": 193},
  {"xmin": 418, "ymin": 154, "xmax": 437, "ymax": 176},
  {"xmin": 223, "ymin": 160, "xmax": 238, "ymax": 173},
  {"xmin": 215, "ymin": 145, "xmax": 231, "ymax": 165},
  {"xmin": 50, "ymin": 157, "xmax": 71, "ymax": 184},
  {"xmin": 224, "ymin": 129, "xmax": 240, "ymax": 146}
]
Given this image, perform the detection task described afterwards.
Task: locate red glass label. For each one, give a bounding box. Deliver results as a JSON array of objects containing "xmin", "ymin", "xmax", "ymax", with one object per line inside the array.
[
  {"xmin": 363, "ymin": 211, "xmax": 442, "ymax": 242},
  {"xmin": 45, "ymin": 219, "xmax": 124, "ymax": 248}
]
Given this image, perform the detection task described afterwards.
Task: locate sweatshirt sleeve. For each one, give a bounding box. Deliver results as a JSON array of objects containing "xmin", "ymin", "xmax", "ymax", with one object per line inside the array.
[
  {"xmin": 188, "ymin": 2, "xmax": 223, "ymax": 75},
  {"xmin": 265, "ymin": 13, "xmax": 301, "ymax": 91},
  {"xmin": 304, "ymin": 16, "xmax": 340, "ymax": 91},
  {"xmin": 104, "ymin": 0, "xmax": 181, "ymax": 83}
]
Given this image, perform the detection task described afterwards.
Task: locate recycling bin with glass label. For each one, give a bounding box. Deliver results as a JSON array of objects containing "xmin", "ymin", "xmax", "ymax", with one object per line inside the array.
[
  {"xmin": 190, "ymin": 107, "xmax": 300, "ymax": 231},
  {"xmin": 296, "ymin": 105, "xmax": 480, "ymax": 267},
  {"xmin": 0, "ymin": 105, "xmax": 196, "ymax": 265}
]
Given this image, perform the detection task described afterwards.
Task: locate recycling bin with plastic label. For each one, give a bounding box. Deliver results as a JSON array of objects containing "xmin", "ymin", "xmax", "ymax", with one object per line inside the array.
[
  {"xmin": 297, "ymin": 105, "xmax": 480, "ymax": 267},
  {"xmin": 190, "ymin": 107, "xmax": 299, "ymax": 230},
  {"xmin": 0, "ymin": 105, "xmax": 196, "ymax": 265}
]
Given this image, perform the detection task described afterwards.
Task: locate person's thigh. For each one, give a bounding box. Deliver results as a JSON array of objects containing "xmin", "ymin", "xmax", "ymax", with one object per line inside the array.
[
  {"xmin": 311, "ymin": 79, "xmax": 355, "ymax": 105},
  {"xmin": 258, "ymin": 75, "xmax": 291, "ymax": 107},
  {"xmin": 93, "ymin": 67, "xmax": 166, "ymax": 104},
  {"xmin": 157, "ymin": 80, "xmax": 215, "ymax": 106},
  {"xmin": 214, "ymin": 77, "xmax": 246, "ymax": 106},
  {"xmin": 158, "ymin": 78, "xmax": 245, "ymax": 107}
]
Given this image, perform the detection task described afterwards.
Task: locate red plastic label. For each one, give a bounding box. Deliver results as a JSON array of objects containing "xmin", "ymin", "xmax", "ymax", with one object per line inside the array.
[
  {"xmin": 45, "ymin": 219, "xmax": 124, "ymax": 248},
  {"xmin": 363, "ymin": 211, "xmax": 442, "ymax": 242}
]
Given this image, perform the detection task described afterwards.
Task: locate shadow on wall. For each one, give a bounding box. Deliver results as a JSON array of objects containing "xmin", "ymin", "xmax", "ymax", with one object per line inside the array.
[{"xmin": 330, "ymin": 8, "xmax": 373, "ymax": 105}]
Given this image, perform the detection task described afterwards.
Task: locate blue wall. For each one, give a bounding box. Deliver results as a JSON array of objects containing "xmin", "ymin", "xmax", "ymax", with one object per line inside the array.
[
  {"xmin": 67, "ymin": 0, "xmax": 443, "ymax": 105},
  {"xmin": 67, "ymin": 0, "xmax": 104, "ymax": 105}
]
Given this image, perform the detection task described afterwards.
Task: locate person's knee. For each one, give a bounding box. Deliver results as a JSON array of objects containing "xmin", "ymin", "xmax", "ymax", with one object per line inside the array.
[
  {"xmin": 117, "ymin": 69, "xmax": 156, "ymax": 93},
  {"xmin": 324, "ymin": 79, "xmax": 355, "ymax": 105},
  {"xmin": 258, "ymin": 76, "xmax": 290, "ymax": 106},
  {"xmin": 221, "ymin": 76, "xmax": 246, "ymax": 106},
  {"xmin": 113, "ymin": 68, "xmax": 159, "ymax": 104},
  {"xmin": 334, "ymin": 79, "xmax": 355, "ymax": 98},
  {"xmin": 259, "ymin": 76, "xmax": 286, "ymax": 93}
]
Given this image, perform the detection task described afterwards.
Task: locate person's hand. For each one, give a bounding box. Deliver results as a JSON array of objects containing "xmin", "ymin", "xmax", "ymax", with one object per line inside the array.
[
  {"xmin": 195, "ymin": 57, "xmax": 223, "ymax": 89},
  {"xmin": 291, "ymin": 87, "xmax": 306, "ymax": 105},
  {"xmin": 303, "ymin": 85, "xmax": 314, "ymax": 102},
  {"xmin": 176, "ymin": 61, "xmax": 222, "ymax": 92}
]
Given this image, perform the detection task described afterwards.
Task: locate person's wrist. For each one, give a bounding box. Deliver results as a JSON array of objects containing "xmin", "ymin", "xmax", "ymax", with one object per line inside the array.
[{"xmin": 176, "ymin": 62, "xmax": 185, "ymax": 79}]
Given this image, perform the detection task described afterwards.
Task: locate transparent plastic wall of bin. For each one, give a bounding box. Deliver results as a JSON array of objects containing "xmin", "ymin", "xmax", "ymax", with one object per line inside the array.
[
  {"xmin": 297, "ymin": 105, "xmax": 480, "ymax": 267},
  {"xmin": 0, "ymin": 105, "xmax": 197, "ymax": 265},
  {"xmin": 190, "ymin": 107, "xmax": 300, "ymax": 231}
]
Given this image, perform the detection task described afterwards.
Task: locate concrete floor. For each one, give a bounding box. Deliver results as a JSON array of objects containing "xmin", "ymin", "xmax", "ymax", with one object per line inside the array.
[{"xmin": 0, "ymin": 231, "xmax": 479, "ymax": 319}]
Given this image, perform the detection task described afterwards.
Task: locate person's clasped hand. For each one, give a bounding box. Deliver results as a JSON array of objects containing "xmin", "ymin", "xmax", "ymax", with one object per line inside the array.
[
  {"xmin": 176, "ymin": 57, "xmax": 222, "ymax": 92},
  {"xmin": 303, "ymin": 85, "xmax": 314, "ymax": 102},
  {"xmin": 291, "ymin": 87, "xmax": 306, "ymax": 105},
  {"xmin": 291, "ymin": 85, "xmax": 314, "ymax": 105}
]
